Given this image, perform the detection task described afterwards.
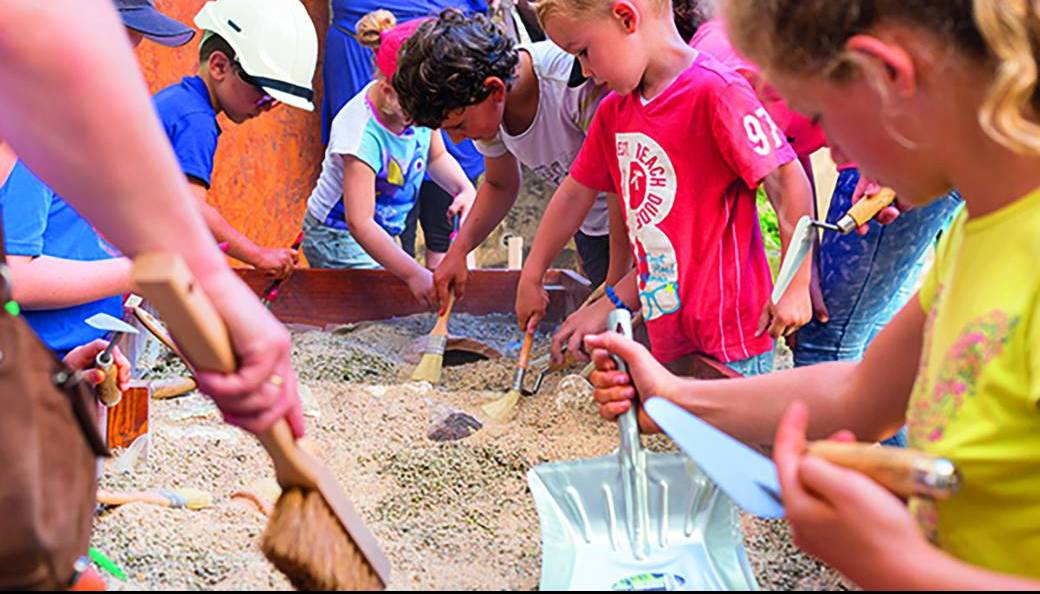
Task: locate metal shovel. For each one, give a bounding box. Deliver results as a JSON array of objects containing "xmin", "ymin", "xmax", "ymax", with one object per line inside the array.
[
  {"xmin": 527, "ymin": 309, "xmax": 757, "ymax": 591},
  {"xmin": 84, "ymin": 313, "xmax": 139, "ymax": 406}
]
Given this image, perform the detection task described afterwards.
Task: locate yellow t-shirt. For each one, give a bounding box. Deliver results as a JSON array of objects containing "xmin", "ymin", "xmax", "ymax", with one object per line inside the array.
[{"xmin": 908, "ymin": 188, "xmax": 1040, "ymax": 577}]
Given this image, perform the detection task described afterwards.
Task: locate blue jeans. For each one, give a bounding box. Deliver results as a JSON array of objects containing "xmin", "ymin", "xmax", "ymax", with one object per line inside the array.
[
  {"xmin": 727, "ymin": 348, "xmax": 775, "ymax": 377},
  {"xmin": 301, "ymin": 212, "xmax": 380, "ymax": 269},
  {"xmin": 793, "ymin": 170, "xmax": 962, "ymax": 447}
]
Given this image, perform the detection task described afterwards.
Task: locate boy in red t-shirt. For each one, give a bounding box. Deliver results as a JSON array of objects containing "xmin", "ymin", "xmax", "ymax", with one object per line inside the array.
[{"xmin": 515, "ymin": 0, "xmax": 814, "ymax": 373}]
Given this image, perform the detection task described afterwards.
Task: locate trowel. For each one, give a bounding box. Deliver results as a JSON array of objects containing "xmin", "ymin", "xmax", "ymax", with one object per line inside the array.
[
  {"xmin": 84, "ymin": 313, "xmax": 139, "ymax": 406},
  {"xmin": 772, "ymin": 188, "xmax": 897, "ymax": 304},
  {"xmin": 645, "ymin": 398, "xmax": 961, "ymax": 520}
]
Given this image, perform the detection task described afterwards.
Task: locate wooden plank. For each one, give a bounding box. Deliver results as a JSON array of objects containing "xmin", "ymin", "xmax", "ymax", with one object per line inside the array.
[
  {"xmin": 237, "ymin": 269, "xmax": 588, "ymax": 326},
  {"xmin": 106, "ymin": 380, "xmax": 150, "ymax": 451}
]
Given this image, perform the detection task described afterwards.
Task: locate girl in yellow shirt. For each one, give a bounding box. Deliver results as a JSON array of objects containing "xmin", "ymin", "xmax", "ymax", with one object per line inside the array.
[{"xmin": 585, "ymin": 0, "xmax": 1040, "ymax": 588}]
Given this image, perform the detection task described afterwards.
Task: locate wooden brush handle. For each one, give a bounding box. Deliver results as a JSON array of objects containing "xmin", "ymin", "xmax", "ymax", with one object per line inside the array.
[
  {"xmin": 808, "ymin": 441, "xmax": 960, "ymax": 500},
  {"xmin": 132, "ymin": 253, "xmax": 234, "ymax": 373},
  {"xmin": 432, "ymin": 293, "xmax": 455, "ymax": 337},
  {"xmin": 151, "ymin": 376, "xmax": 198, "ymax": 400},
  {"xmin": 517, "ymin": 332, "xmax": 534, "ymax": 370},
  {"xmin": 95, "ymin": 361, "xmax": 122, "ymax": 406},
  {"xmin": 580, "ymin": 283, "xmax": 606, "ymax": 309},
  {"xmin": 132, "ymin": 252, "xmax": 318, "ymax": 490}
]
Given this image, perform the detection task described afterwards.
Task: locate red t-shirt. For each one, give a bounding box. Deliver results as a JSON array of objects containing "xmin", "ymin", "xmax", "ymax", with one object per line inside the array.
[
  {"xmin": 571, "ymin": 53, "xmax": 795, "ymax": 363},
  {"xmin": 689, "ymin": 18, "xmax": 827, "ymax": 159}
]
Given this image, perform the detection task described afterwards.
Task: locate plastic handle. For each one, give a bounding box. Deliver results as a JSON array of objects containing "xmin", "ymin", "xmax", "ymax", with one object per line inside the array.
[{"xmin": 608, "ymin": 308, "xmax": 650, "ymax": 559}]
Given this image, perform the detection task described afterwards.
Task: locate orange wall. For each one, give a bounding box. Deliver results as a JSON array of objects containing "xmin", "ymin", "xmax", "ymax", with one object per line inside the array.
[{"xmin": 136, "ymin": 0, "xmax": 329, "ymax": 265}]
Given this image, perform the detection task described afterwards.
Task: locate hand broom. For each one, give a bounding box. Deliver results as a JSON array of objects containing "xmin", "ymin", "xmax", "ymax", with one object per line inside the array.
[
  {"xmin": 409, "ymin": 293, "xmax": 455, "ymax": 383},
  {"xmin": 132, "ymin": 252, "xmax": 390, "ymax": 590},
  {"xmin": 481, "ymin": 329, "xmax": 534, "ymax": 422}
]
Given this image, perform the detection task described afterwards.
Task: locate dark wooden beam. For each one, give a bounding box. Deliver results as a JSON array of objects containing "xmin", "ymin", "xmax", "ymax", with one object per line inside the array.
[{"xmin": 237, "ymin": 268, "xmax": 591, "ymax": 326}]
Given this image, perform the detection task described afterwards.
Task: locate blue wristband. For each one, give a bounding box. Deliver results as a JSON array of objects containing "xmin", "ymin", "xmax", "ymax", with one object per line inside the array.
[{"xmin": 605, "ymin": 285, "xmax": 627, "ymax": 310}]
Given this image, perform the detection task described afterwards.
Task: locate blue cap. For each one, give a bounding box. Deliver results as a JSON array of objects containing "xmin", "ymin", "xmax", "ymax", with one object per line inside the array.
[{"xmin": 115, "ymin": 0, "xmax": 196, "ymax": 47}]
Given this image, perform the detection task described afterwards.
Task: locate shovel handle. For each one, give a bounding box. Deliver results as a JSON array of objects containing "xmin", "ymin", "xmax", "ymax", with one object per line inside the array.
[{"xmin": 808, "ymin": 441, "xmax": 960, "ymax": 500}]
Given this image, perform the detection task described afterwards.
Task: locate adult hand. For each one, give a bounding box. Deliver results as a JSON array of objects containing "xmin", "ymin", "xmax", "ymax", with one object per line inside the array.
[{"xmin": 190, "ymin": 269, "xmax": 305, "ymax": 438}]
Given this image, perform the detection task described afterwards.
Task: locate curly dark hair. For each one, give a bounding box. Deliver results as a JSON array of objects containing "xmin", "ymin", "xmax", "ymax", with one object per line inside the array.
[{"xmin": 393, "ymin": 8, "xmax": 519, "ymax": 128}]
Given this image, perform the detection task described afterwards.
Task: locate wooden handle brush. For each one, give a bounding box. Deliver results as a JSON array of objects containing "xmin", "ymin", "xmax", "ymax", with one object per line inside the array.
[
  {"xmin": 482, "ymin": 330, "xmax": 534, "ymax": 422},
  {"xmin": 410, "ymin": 293, "xmax": 455, "ymax": 384},
  {"xmin": 132, "ymin": 252, "xmax": 390, "ymax": 590},
  {"xmin": 97, "ymin": 487, "xmax": 212, "ymax": 510}
]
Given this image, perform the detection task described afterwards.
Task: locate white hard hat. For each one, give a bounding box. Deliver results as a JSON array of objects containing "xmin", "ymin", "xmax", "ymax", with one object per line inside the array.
[{"xmin": 194, "ymin": 0, "xmax": 318, "ymax": 111}]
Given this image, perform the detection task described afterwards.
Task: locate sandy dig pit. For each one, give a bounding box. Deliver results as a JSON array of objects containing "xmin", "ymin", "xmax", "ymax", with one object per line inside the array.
[{"xmin": 92, "ymin": 313, "xmax": 849, "ymax": 591}]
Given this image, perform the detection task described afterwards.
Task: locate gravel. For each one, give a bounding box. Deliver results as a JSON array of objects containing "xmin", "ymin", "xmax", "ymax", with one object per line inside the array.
[{"xmin": 90, "ymin": 314, "xmax": 850, "ymax": 591}]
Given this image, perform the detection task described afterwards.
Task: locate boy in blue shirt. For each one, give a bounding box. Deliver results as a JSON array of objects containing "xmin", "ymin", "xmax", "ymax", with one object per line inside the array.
[
  {"xmin": 0, "ymin": 0, "xmax": 317, "ymax": 356},
  {"xmin": 0, "ymin": 0, "xmax": 195, "ymax": 356},
  {"xmin": 156, "ymin": 0, "xmax": 319, "ymax": 279}
]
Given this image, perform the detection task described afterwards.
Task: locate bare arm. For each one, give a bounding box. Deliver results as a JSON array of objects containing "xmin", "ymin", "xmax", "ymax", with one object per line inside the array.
[
  {"xmin": 446, "ymin": 152, "xmax": 522, "ymax": 257},
  {"xmin": 188, "ymin": 182, "xmax": 295, "ymax": 278},
  {"xmin": 519, "ymin": 175, "xmax": 600, "ymax": 287},
  {"xmin": 8, "ymin": 255, "xmax": 132, "ymax": 309},
  {"xmin": 341, "ymin": 156, "xmax": 427, "ymax": 283},
  {"xmin": 424, "ymin": 131, "xmax": 476, "ymax": 211},
  {"xmin": 684, "ymin": 295, "xmax": 923, "ymax": 444},
  {"xmin": 605, "ymin": 193, "xmax": 632, "ymax": 285}
]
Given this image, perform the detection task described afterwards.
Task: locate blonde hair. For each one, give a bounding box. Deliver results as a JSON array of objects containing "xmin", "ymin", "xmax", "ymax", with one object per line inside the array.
[
  {"xmin": 533, "ymin": 0, "xmax": 670, "ymax": 28},
  {"xmin": 355, "ymin": 9, "xmax": 397, "ymax": 52},
  {"xmin": 724, "ymin": 0, "xmax": 1040, "ymax": 155}
]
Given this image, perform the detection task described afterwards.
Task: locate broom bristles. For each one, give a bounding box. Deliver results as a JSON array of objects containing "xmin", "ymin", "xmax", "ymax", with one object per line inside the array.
[
  {"xmin": 262, "ymin": 488, "xmax": 384, "ymax": 591},
  {"xmin": 481, "ymin": 389, "xmax": 521, "ymax": 422},
  {"xmin": 410, "ymin": 352, "xmax": 445, "ymax": 383}
]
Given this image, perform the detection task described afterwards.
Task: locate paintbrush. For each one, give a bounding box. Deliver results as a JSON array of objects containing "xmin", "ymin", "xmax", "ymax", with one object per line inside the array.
[
  {"xmin": 482, "ymin": 330, "xmax": 534, "ymax": 422},
  {"xmin": 261, "ymin": 231, "xmax": 305, "ymax": 309},
  {"xmin": 97, "ymin": 487, "xmax": 212, "ymax": 510},
  {"xmin": 410, "ymin": 293, "xmax": 455, "ymax": 384},
  {"xmin": 132, "ymin": 252, "xmax": 390, "ymax": 590}
]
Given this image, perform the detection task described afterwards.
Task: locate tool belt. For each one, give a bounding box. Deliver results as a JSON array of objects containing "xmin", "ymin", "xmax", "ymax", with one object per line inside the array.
[{"xmin": 0, "ymin": 214, "xmax": 108, "ymax": 590}]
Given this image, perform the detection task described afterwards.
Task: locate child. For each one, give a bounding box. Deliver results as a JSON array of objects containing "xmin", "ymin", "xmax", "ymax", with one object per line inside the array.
[
  {"xmin": 300, "ymin": 11, "xmax": 476, "ymax": 309},
  {"xmin": 392, "ymin": 9, "xmax": 616, "ymax": 299},
  {"xmin": 0, "ymin": 0, "xmax": 195, "ymax": 356},
  {"xmin": 155, "ymin": 0, "xmax": 318, "ymax": 280},
  {"xmin": 587, "ymin": 0, "xmax": 1040, "ymax": 586},
  {"xmin": 515, "ymin": 0, "xmax": 815, "ymax": 374}
]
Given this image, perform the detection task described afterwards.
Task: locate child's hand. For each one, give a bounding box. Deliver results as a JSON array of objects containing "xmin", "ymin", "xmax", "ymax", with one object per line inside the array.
[
  {"xmin": 774, "ymin": 402, "xmax": 928, "ymax": 588},
  {"xmin": 515, "ymin": 275, "xmax": 549, "ymax": 333},
  {"xmin": 63, "ymin": 339, "xmax": 131, "ymax": 391},
  {"xmin": 584, "ymin": 332, "xmax": 683, "ymax": 433},
  {"xmin": 551, "ymin": 297, "xmax": 612, "ymax": 364},
  {"xmin": 407, "ymin": 267, "xmax": 437, "ymax": 310},
  {"xmin": 447, "ymin": 189, "xmax": 475, "ymax": 221},
  {"xmin": 433, "ymin": 249, "xmax": 469, "ymax": 313},
  {"xmin": 757, "ymin": 287, "xmax": 812, "ymax": 339},
  {"xmin": 851, "ymin": 177, "xmax": 911, "ymax": 235},
  {"xmin": 254, "ymin": 246, "xmax": 296, "ymax": 279}
]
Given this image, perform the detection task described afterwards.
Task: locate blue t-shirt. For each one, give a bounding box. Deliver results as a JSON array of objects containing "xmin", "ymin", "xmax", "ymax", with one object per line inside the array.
[
  {"xmin": 153, "ymin": 76, "xmax": 221, "ymax": 188},
  {"xmin": 306, "ymin": 82, "xmax": 433, "ymax": 236},
  {"xmin": 0, "ymin": 162, "xmax": 123, "ymax": 356}
]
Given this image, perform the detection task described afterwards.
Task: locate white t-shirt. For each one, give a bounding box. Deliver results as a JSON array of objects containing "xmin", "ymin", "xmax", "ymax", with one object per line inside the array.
[{"xmin": 475, "ymin": 41, "xmax": 610, "ymax": 236}]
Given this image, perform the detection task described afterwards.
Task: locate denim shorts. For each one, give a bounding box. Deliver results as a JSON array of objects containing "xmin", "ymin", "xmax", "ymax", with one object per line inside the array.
[
  {"xmin": 726, "ymin": 348, "xmax": 775, "ymax": 377},
  {"xmin": 301, "ymin": 211, "xmax": 380, "ymax": 270}
]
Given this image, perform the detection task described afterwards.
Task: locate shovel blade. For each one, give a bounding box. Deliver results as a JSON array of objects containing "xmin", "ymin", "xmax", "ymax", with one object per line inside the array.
[{"xmin": 529, "ymin": 452, "xmax": 758, "ymax": 591}]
